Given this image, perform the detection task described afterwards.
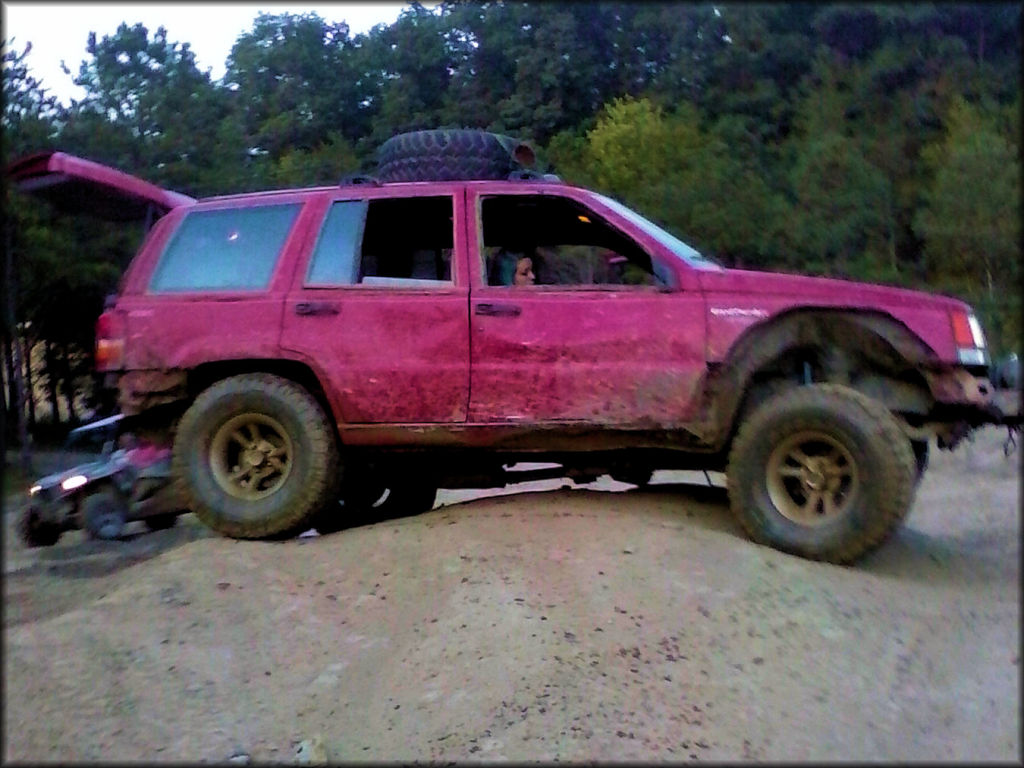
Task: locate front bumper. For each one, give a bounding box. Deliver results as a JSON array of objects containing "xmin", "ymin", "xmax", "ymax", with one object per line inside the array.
[{"xmin": 924, "ymin": 367, "xmax": 1021, "ymax": 426}]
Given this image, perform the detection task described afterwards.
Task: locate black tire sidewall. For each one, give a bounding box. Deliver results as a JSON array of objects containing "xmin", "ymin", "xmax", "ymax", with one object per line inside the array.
[{"xmin": 18, "ymin": 505, "xmax": 62, "ymax": 547}]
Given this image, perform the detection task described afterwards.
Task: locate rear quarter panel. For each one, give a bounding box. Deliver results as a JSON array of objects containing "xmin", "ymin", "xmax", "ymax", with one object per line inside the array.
[{"xmin": 116, "ymin": 193, "xmax": 321, "ymax": 370}]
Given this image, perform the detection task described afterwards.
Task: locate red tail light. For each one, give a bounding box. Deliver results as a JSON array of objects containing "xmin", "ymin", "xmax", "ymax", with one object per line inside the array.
[{"xmin": 95, "ymin": 310, "xmax": 125, "ymax": 371}]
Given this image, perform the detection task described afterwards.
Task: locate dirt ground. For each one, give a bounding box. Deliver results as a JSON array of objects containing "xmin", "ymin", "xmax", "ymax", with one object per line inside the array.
[{"xmin": 3, "ymin": 426, "xmax": 1020, "ymax": 763}]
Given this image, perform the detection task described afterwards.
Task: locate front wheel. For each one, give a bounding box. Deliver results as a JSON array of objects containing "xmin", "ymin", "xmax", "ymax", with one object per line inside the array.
[
  {"xmin": 83, "ymin": 488, "xmax": 129, "ymax": 540},
  {"xmin": 173, "ymin": 374, "xmax": 339, "ymax": 539},
  {"xmin": 726, "ymin": 384, "xmax": 916, "ymax": 564},
  {"xmin": 18, "ymin": 506, "xmax": 62, "ymax": 547}
]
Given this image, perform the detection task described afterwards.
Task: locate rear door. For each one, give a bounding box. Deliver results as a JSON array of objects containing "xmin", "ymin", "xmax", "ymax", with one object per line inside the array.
[
  {"xmin": 279, "ymin": 185, "xmax": 470, "ymax": 424},
  {"xmin": 7, "ymin": 151, "xmax": 195, "ymax": 226}
]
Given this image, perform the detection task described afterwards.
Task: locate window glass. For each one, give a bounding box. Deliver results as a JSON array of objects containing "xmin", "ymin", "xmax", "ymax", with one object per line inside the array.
[
  {"xmin": 594, "ymin": 193, "xmax": 722, "ymax": 271},
  {"xmin": 480, "ymin": 195, "xmax": 664, "ymax": 288},
  {"xmin": 150, "ymin": 204, "xmax": 300, "ymax": 292},
  {"xmin": 306, "ymin": 200, "xmax": 368, "ymax": 285},
  {"xmin": 359, "ymin": 196, "xmax": 454, "ymax": 285}
]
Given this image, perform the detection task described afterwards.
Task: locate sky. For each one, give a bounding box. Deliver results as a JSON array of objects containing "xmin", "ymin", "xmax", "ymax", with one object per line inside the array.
[{"xmin": 3, "ymin": 2, "xmax": 429, "ymax": 106}]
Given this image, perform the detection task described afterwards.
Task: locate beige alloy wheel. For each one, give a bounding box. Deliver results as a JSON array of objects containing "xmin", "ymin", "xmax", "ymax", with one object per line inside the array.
[
  {"xmin": 765, "ymin": 430, "xmax": 859, "ymax": 526},
  {"xmin": 209, "ymin": 413, "xmax": 294, "ymax": 500}
]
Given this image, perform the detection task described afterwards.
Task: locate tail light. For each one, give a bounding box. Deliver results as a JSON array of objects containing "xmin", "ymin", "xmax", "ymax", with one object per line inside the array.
[
  {"xmin": 950, "ymin": 310, "xmax": 988, "ymax": 366},
  {"xmin": 95, "ymin": 309, "xmax": 125, "ymax": 371}
]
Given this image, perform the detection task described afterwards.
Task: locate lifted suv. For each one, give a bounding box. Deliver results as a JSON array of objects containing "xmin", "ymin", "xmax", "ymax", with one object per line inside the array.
[{"xmin": 9, "ymin": 132, "xmax": 1020, "ymax": 563}]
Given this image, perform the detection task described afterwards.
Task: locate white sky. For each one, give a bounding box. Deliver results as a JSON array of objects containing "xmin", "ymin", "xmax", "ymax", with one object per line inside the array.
[{"xmin": 3, "ymin": 2, "xmax": 429, "ymax": 105}]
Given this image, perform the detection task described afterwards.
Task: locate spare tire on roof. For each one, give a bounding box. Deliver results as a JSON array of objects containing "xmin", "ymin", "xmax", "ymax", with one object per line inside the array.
[{"xmin": 377, "ymin": 129, "xmax": 536, "ymax": 182}]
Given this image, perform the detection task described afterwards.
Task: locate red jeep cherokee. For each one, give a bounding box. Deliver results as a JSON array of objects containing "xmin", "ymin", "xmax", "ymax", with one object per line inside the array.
[{"xmin": 9, "ymin": 131, "xmax": 1019, "ymax": 563}]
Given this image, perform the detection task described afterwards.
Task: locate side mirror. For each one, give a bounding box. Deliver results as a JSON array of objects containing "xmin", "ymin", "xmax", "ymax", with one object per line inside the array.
[{"xmin": 101, "ymin": 439, "xmax": 116, "ymax": 456}]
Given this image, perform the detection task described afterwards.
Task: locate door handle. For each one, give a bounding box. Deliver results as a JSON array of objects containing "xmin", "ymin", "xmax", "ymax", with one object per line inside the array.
[
  {"xmin": 475, "ymin": 303, "xmax": 522, "ymax": 317},
  {"xmin": 294, "ymin": 301, "xmax": 340, "ymax": 316}
]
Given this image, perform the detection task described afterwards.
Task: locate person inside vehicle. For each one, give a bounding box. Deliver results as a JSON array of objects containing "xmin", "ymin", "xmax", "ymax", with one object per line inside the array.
[{"xmin": 490, "ymin": 246, "xmax": 536, "ymax": 286}]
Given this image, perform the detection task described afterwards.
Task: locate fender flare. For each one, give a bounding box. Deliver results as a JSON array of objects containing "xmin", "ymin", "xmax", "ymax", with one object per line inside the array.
[{"xmin": 701, "ymin": 308, "xmax": 939, "ymax": 446}]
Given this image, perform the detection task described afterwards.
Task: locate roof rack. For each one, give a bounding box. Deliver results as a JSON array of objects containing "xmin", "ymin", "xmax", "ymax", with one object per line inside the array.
[
  {"xmin": 507, "ymin": 169, "xmax": 561, "ymax": 182},
  {"xmin": 338, "ymin": 174, "xmax": 381, "ymax": 187}
]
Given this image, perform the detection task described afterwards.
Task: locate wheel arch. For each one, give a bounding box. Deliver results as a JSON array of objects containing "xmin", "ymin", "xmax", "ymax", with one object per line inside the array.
[
  {"xmin": 705, "ymin": 308, "xmax": 940, "ymax": 449},
  {"xmin": 187, "ymin": 358, "xmax": 340, "ymax": 436},
  {"xmin": 123, "ymin": 357, "xmax": 343, "ymax": 445}
]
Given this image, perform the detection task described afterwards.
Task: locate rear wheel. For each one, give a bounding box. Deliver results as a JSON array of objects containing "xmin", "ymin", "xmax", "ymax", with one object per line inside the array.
[
  {"xmin": 726, "ymin": 384, "xmax": 916, "ymax": 564},
  {"xmin": 609, "ymin": 468, "xmax": 654, "ymax": 487},
  {"xmin": 314, "ymin": 472, "xmax": 437, "ymax": 534},
  {"xmin": 173, "ymin": 374, "xmax": 339, "ymax": 539},
  {"xmin": 143, "ymin": 513, "xmax": 178, "ymax": 531},
  {"xmin": 911, "ymin": 439, "xmax": 929, "ymax": 485}
]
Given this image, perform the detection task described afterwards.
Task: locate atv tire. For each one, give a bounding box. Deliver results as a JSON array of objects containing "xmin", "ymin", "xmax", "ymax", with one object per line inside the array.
[
  {"xmin": 377, "ymin": 129, "xmax": 534, "ymax": 182},
  {"xmin": 173, "ymin": 374, "xmax": 339, "ymax": 539},
  {"xmin": 83, "ymin": 488, "xmax": 129, "ymax": 540},
  {"xmin": 726, "ymin": 383, "xmax": 917, "ymax": 564},
  {"xmin": 18, "ymin": 505, "xmax": 62, "ymax": 547}
]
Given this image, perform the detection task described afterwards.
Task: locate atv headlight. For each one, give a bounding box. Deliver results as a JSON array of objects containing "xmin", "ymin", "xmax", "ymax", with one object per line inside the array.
[{"xmin": 61, "ymin": 475, "xmax": 88, "ymax": 492}]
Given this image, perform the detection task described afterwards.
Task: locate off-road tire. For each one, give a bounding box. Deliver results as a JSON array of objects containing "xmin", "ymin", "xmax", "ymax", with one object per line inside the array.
[
  {"xmin": 313, "ymin": 475, "xmax": 437, "ymax": 533},
  {"xmin": 912, "ymin": 439, "xmax": 929, "ymax": 486},
  {"xmin": 82, "ymin": 488, "xmax": 129, "ymax": 540},
  {"xmin": 726, "ymin": 383, "xmax": 917, "ymax": 564},
  {"xmin": 377, "ymin": 129, "xmax": 532, "ymax": 182},
  {"xmin": 18, "ymin": 505, "xmax": 62, "ymax": 548},
  {"xmin": 172, "ymin": 374, "xmax": 339, "ymax": 539},
  {"xmin": 610, "ymin": 468, "xmax": 654, "ymax": 487}
]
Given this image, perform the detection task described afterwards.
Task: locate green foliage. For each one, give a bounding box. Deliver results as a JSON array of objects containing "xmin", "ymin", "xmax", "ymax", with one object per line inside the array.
[{"xmin": 914, "ymin": 97, "xmax": 1021, "ymax": 351}]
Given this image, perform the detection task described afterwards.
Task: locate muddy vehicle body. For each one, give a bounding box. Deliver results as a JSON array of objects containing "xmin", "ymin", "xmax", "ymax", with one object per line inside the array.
[
  {"xmin": 8, "ymin": 132, "xmax": 1020, "ymax": 562},
  {"xmin": 18, "ymin": 414, "xmax": 186, "ymax": 546}
]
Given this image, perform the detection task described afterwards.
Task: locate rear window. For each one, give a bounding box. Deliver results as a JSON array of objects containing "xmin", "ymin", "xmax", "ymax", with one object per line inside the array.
[{"xmin": 149, "ymin": 203, "xmax": 301, "ymax": 292}]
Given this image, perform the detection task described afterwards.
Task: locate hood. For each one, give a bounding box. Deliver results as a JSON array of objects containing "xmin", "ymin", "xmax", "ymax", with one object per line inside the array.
[{"xmin": 700, "ymin": 267, "xmax": 968, "ymax": 312}]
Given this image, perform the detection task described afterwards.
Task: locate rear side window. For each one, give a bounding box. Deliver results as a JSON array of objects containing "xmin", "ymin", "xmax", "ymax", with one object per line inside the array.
[
  {"xmin": 306, "ymin": 196, "xmax": 454, "ymax": 287},
  {"xmin": 149, "ymin": 203, "xmax": 301, "ymax": 292}
]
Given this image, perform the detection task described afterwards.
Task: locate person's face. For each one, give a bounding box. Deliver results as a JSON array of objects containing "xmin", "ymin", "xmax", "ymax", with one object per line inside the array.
[{"xmin": 514, "ymin": 256, "xmax": 535, "ymax": 286}]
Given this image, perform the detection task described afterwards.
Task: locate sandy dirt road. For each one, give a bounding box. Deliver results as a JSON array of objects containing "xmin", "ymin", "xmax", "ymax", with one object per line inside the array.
[{"xmin": 3, "ymin": 426, "xmax": 1019, "ymax": 762}]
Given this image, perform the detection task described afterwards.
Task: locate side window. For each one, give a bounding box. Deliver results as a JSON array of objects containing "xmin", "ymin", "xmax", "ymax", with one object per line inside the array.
[
  {"xmin": 306, "ymin": 200, "xmax": 367, "ymax": 285},
  {"xmin": 480, "ymin": 195, "xmax": 663, "ymax": 288},
  {"xmin": 150, "ymin": 203, "xmax": 300, "ymax": 292},
  {"xmin": 306, "ymin": 195, "xmax": 454, "ymax": 287}
]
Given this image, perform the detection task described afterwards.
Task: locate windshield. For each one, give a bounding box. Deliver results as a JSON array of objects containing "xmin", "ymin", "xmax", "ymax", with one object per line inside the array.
[{"xmin": 595, "ymin": 193, "xmax": 723, "ymax": 271}]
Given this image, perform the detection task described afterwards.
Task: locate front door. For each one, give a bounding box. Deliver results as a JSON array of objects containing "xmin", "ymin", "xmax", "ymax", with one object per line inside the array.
[
  {"xmin": 280, "ymin": 188, "xmax": 470, "ymax": 424},
  {"xmin": 467, "ymin": 188, "xmax": 706, "ymax": 427}
]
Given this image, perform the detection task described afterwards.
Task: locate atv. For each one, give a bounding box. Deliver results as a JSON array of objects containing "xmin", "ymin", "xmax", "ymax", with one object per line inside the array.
[{"xmin": 18, "ymin": 414, "xmax": 188, "ymax": 547}]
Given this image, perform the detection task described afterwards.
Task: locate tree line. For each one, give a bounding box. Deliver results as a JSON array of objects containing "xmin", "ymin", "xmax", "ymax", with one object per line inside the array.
[{"xmin": 2, "ymin": 1, "xmax": 1020, "ymax": 442}]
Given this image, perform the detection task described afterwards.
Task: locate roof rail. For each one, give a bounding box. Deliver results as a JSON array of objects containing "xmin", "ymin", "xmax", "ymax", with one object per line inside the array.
[
  {"xmin": 507, "ymin": 169, "xmax": 561, "ymax": 182},
  {"xmin": 339, "ymin": 174, "xmax": 381, "ymax": 187}
]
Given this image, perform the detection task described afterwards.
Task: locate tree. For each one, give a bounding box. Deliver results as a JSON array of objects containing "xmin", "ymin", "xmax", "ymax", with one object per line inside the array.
[
  {"xmin": 914, "ymin": 98, "xmax": 1020, "ymax": 351},
  {"xmin": 70, "ymin": 22, "xmax": 227, "ymax": 192},
  {"xmin": 225, "ymin": 12, "xmax": 368, "ymax": 160}
]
